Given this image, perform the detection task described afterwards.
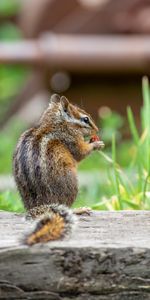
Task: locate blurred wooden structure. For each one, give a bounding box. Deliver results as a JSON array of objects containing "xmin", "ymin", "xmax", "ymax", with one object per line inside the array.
[
  {"xmin": 1, "ymin": 35, "xmax": 150, "ymax": 73},
  {"xmin": 19, "ymin": 0, "xmax": 150, "ymax": 36},
  {"xmin": 1, "ymin": 0, "xmax": 150, "ymax": 127}
]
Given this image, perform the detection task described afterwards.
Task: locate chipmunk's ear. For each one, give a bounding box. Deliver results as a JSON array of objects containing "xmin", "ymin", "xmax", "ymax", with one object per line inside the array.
[
  {"xmin": 50, "ymin": 94, "xmax": 61, "ymax": 104},
  {"xmin": 61, "ymin": 96, "xmax": 69, "ymax": 112}
]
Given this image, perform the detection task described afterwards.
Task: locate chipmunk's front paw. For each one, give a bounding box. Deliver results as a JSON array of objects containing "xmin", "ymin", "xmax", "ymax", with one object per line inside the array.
[
  {"xmin": 93, "ymin": 141, "xmax": 105, "ymax": 150},
  {"xmin": 73, "ymin": 207, "xmax": 92, "ymax": 216}
]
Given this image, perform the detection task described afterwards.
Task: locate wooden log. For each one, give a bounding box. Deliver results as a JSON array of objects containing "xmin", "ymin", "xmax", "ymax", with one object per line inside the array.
[{"xmin": 0, "ymin": 210, "xmax": 150, "ymax": 299}]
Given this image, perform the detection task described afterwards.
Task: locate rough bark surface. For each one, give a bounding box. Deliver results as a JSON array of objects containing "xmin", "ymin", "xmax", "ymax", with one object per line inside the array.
[{"xmin": 0, "ymin": 210, "xmax": 150, "ymax": 300}]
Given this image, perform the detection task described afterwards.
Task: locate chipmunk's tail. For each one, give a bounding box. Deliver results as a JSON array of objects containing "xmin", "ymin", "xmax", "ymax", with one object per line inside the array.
[{"xmin": 24, "ymin": 204, "xmax": 76, "ymax": 246}]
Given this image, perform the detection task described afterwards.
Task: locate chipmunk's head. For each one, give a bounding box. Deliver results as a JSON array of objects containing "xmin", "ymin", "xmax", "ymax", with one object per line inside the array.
[{"xmin": 45, "ymin": 94, "xmax": 98, "ymax": 137}]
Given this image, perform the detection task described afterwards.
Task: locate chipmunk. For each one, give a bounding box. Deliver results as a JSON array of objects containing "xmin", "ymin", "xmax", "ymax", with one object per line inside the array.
[{"xmin": 13, "ymin": 94, "xmax": 104, "ymax": 245}]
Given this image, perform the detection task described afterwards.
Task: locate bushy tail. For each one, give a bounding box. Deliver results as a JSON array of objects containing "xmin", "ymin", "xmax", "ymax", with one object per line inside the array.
[{"xmin": 24, "ymin": 204, "xmax": 76, "ymax": 246}]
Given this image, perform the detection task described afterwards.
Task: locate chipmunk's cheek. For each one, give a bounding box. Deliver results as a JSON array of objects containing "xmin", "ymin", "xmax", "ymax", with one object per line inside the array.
[
  {"xmin": 82, "ymin": 127, "xmax": 88, "ymax": 134},
  {"xmin": 82, "ymin": 131, "xmax": 90, "ymax": 139},
  {"xmin": 90, "ymin": 129, "xmax": 97, "ymax": 136}
]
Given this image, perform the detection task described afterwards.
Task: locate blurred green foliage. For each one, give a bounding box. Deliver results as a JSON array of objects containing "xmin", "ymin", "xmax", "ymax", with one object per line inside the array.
[
  {"xmin": 0, "ymin": 120, "xmax": 26, "ymax": 210},
  {"xmin": 0, "ymin": 0, "xmax": 19, "ymax": 17},
  {"xmin": 0, "ymin": 120, "xmax": 26, "ymax": 174},
  {"xmin": 0, "ymin": 1, "xmax": 29, "ymax": 211},
  {"xmin": 0, "ymin": 1, "xmax": 29, "ymax": 120},
  {"xmin": 0, "ymin": 65, "xmax": 28, "ymax": 119},
  {"xmin": 100, "ymin": 110, "xmax": 124, "ymax": 144},
  {"xmin": 0, "ymin": 22, "xmax": 22, "ymax": 40},
  {"xmin": 0, "ymin": 190, "xmax": 24, "ymax": 212}
]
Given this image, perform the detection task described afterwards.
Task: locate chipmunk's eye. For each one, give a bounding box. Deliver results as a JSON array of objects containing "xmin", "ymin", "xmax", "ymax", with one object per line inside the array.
[{"xmin": 81, "ymin": 116, "xmax": 89, "ymax": 124}]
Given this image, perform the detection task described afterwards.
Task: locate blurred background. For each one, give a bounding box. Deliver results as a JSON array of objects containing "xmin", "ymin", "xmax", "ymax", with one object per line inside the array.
[{"xmin": 0, "ymin": 0, "xmax": 150, "ymax": 212}]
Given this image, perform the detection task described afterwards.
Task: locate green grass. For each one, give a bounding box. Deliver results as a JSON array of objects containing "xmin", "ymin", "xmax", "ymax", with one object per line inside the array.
[
  {"xmin": 0, "ymin": 0, "xmax": 20, "ymax": 17},
  {"xmin": 0, "ymin": 191, "xmax": 24, "ymax": 212},
  {"xmin": 0, "ymin": 10, "xmax": 30, "ymax": 121},
  {"xmin": 87, "ymin": 76, "xmax": 150, "ymax": 210},
  {"xmin": 0, "ymin": 120, "xmax": 27, "ymax": 174}
]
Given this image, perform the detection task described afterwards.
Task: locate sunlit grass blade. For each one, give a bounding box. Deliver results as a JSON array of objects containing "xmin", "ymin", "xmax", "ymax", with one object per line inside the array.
[
  {"xmin": 127, "ymin": 106, "xmax": 139, "ymax": 145},
  {"xmin": 143, "ymin": 173, "xmax": 150, "ymax": 204},
  {"xmin": 141, "ymin": 77, "xmax": 150, "ymax": 168},
  {"xmin": 98, "ymin": 151, "xmax": 114, "ymax": 164},
  {"xmin": 139, "ymin": 128, "xmax": 148, "ymax": 145},
  {"xmin": 141, "ymin": 76, "xmax": 150, "ymax": 201},
  {"xmin": 112, "ymin": 135, "xmax": 122, "ymax": 209},
  {"xmin": 142, "ymin": 76, "xmax": 150, "ymax": 134},
  {"xmin": 127, "ymin": 104, "xmax": 146, "ymax": 192}
]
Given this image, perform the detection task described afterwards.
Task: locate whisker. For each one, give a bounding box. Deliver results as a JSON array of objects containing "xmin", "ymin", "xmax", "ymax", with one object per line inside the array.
[{"xmin": 80, "ymin": 97, "xmax": 85, "ymax": 110}]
